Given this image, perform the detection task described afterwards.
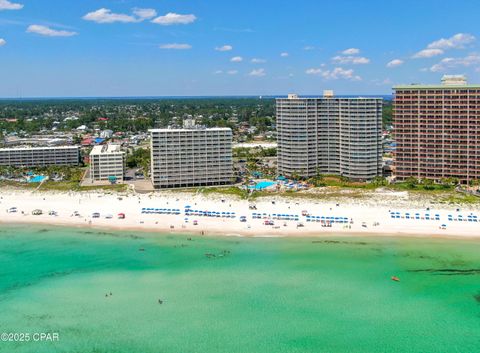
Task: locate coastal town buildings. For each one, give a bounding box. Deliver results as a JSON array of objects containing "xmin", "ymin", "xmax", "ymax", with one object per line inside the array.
[
  {"xmin": 276, "ymin": 92, "xmax": 383, "ymax": 180},
  {"xmin": 393, "ymin": 75, "xmax": 480, "ymax": 183},
  {"xmin": 89, "ymin": 144, "xmax": 125, "ymax": 182},
  {"xmin": 0, "ymin": 146, "xmax": 80, "ymax": 167},
  {"xmin": 149, "ymin": 122, "xmax": 233, "ymax": 189}
]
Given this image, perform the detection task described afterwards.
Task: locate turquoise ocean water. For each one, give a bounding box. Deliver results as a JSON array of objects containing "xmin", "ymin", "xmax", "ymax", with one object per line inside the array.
[{"xmin": 0, "ymin": 225, "xmax": 479, "ymax": 353}]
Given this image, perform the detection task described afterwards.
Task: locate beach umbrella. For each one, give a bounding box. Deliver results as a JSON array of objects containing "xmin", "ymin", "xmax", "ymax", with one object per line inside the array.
[{"xmin": 185, "ymin": 205, "xmax": 191, "ymax": 208}]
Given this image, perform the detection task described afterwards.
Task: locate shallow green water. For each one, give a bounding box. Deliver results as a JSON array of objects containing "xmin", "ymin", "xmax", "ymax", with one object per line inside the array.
[{"xmin": 0, "ymin": 225, "xmax": 479, "ymax": 353}]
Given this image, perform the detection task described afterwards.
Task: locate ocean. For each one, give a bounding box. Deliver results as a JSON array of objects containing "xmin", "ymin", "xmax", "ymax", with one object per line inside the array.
[{"xmin": 0, "ymin": 225, "xmax": 479, "ymax": 353}]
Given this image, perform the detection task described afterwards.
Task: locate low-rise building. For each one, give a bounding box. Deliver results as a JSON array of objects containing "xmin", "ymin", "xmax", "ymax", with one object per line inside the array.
[
  {"xmin": 0, "ymin": 146, "xmax": 80, "ymax": 167},
  {"xmin": 100, "ymin": 129, "xmax": 114, "ymax": 139},
  {"xmin": 89, "ymin": 144, "xmax": 125, "ymax": 182}
]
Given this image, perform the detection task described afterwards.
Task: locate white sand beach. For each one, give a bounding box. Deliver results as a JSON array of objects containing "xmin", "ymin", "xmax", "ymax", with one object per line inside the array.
[{"xmin": 0, "ymin": 189, "xmax": 479, "ymax": 238}]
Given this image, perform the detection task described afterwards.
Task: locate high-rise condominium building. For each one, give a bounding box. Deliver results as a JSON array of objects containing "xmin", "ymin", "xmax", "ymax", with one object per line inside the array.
[
  {"xmin": 89, "ymin": 144, "xmax": 125, "ymax": 182},
  {"xmin": 276, "ymin": 92, "xmax": 383, "ymax": 180},
  {"xmin": 150, "ymin": 127, "xmax": 233, "ymax": 189},
  {"xmin": 0, "ymin": 146, "xmax": 80, "ymax": 167},
  {"xmin": 393, "ymin": 75, "xmax": 480, "ymax": 183}
]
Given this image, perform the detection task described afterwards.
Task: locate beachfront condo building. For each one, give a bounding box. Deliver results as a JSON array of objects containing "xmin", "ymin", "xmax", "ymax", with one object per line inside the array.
[
  {"xmin": 276, "ymin": 92, "xmax": 383, "ymax": 180},
  {"xmin": 89, "ymin": 144, "xmax": 126, "ymax": 182},
  {"xmin": 0, "ymin": 146, "xmax": 80, "ymax": 167},
  {"xmin": 150, "ymin": 127, "xmax": 233, "ymax": 189},
  {"xmin": 393, "ymin": 75, "xmax": 480, "ymax": 183}
]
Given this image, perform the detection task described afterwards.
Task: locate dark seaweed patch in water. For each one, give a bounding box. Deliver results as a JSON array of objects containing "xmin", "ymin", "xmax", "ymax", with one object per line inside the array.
[
  {"xmin": 43, "ymin": 270, "xmax": 75, "ymax": 279},
  {"xmin": 24, "ymin": 314, "xmax": 53, "ymax": 320},
  {"xmin": 38, "ymin": 229, "xmax": 50, "ymax": 233},
  {"xmin": 474, "ymin": 293, "xmax": 480, "ymax": 303},
  {"xmin": 205, "ymin": 249, "xmax": 231, "ymax": 260},
  {"xmin": 98, "ymin": 232, "xmax": 117, "ymax": 237},
  {"xmin": 408, "ymin": 268, "xmax": 480, "ymax": 276},
  {"xmin": 312, "ymin": 240, "xmax": 369, "ymax": 246}
]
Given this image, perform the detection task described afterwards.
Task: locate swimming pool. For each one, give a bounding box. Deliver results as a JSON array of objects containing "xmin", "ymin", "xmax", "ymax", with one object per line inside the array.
[
  {"xmin": 249, "ymin": 181, "xmax": 276, "ymax": 190},
  {"xmin": 28, "ymin": 175, "xmax": 47, "ymax": 183}
]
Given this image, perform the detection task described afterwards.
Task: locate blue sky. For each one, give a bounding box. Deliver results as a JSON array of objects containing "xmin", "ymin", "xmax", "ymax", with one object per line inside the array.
[{"xmin": 0, "ymin": 0, "xmax": 480, "ymax": 97}]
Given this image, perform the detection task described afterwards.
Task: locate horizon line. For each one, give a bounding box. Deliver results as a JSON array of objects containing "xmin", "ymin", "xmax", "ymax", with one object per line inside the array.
[{"xmin": 0, "ymin": 94, "xmax": 393, "ymax": 101}]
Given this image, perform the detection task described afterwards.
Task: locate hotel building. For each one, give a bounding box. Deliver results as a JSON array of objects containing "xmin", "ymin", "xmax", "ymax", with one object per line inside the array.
[
  {"xmin": 150, "ymin": 126, "xmax": 233, "ymax": 189},
  {"xmin": 276, "ymin": 92, "xmax": 383, "ymax": 180},
  {"xmin": 0, "ymin": 146, "xmax": 80, "ymax": 167},
  {"xmin": 89, "ymin": 144, "xmax": 125, "ymax": 182},
  {"xmin": 393, "ymin": 75, "xmax": 480, "ymax": 183}
]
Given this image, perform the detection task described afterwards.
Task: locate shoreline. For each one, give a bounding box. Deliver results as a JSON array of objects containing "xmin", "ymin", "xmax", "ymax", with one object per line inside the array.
[
  {"xmin": 1, "ymin": 189, "xmax": 480, "ymax": 240},
  {"xmin": 2, "ymin": 219, "xmax": 480, "ymax": 241}
]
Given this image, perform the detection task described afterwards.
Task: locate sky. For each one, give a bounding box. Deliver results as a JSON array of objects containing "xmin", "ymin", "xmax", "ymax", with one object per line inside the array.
[{"xmin": 0, "ymin": 0, "xmax": 480, "ymax": 98}]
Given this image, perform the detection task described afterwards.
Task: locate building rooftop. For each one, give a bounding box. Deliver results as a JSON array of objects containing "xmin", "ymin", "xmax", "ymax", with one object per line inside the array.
[
  {"xmin": 0, "ymin": 145, "xmax": 79, "ymax": 152},
  {"xmin": 394, "ymin": 75, "xmax": 480, "ymax": 89},
  {"xmin": 90, "ymin": 144, "xmax": 123, "ymax": 155},
  {"xmin": 149, "ymin": 127, "xmax": 231, "ymax": 133},
  {"xmin": 394, "ymin": 84, "xmax": 480, "ymax": 89},
  {"xmin": 278, "ymin": 93, "xmax": 383, "ymax": 100}
]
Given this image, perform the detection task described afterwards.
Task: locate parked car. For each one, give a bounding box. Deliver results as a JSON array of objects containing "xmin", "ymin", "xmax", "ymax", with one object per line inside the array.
[
  {"xmin": 7, "ymin": 207, "xmax": 17, "ymax": 213},
  {"xmin": 92, "ymin": 212, "xmax": 100, "ymax": 218},
  {"xmin": 32, "ymin": 209, "xmax": 43, "ymax": 215},
  {"xmin": 105, "ymin": 214, "xmax": 113, "ymax": 219},
  {"xmin": 239, "ymin": 216, "xmax": 247, "ymax": 222}
]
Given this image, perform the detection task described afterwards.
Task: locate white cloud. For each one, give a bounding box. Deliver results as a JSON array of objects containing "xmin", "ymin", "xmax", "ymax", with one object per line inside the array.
[
  {"xmin": 215, "ymin": 45, "xmax": 232, "ymax": 51},
  {"xmin": 342, "ymin": 48, "xmax": 360, "ymax": 55},
  {"xmin": 386, "ymin": 59, "xmax": 404, "ymax": 68},
  {"xmin": 0, "ymin": 0, "xmax": 23, "ymax": 10},
  {"xmin": 227, "ymin": 70, "xmax": 238, "ymax": 75},
  {"xmin": 332, "ymin": 55, "xmax": 370, "ymax": 64},
  {"xmin": 306, "ymin": 67, "xmax": 361, "ymax": 81},
  {"xmin": 0, "ymin": 38, "xmax": 6, "ymax": 46},
  {"xmin": 429, "ymin": 54, "xmax": 480, "ymax": 72},
  {"xmin": 159, "ymin": 43, "xmax": 191, "ymax": 50},
  {"xmin": 251, "ymin": 58, "xmax": 266, "ymax": 63},
  {"xmin": 249, "ymin": 68, "xmax": 266, "ymax": 77},
  {"xmin": 280, "ymin": 52, "xmax": 289, "ymax": 57},
  {"xmin": 427, "ymin": 33, "xmax": 475, "ymax": 50},
  {"xmin": 133, "ymin": 8, "xmax": 157, "ymax": 20},
  {"xmin": 304, "ymin": 46, "xmax": 314, "ymax": 50},
  {"xmin": 26, "ymin": 25, "xmax": 77, "ymax": 37},
  {"xmin": 412, "ymin": 48, "xmax": 444, "ymax": 58},
  {"xmin": 412, "ymin": 33, "xmax": 475, "ymax": 60},
  {"xmin": 83, "ymin": 7, "xmax": 158, "ymax": 23},
  {"xmin": 230, "ymin": 56, "xmax": 243, "ymax": 62},
  {"xmin": 83, "ymin": 8, "xmax": 137, "ymax": 23},
  {"xmin": 152, "ymin": 13, "xmax": 196, "ymax": 25},
  {"xmin": 214, "ymin": 70, "xmax": 223, "ymax": 74}
]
